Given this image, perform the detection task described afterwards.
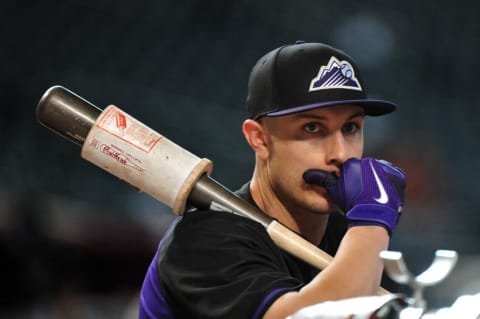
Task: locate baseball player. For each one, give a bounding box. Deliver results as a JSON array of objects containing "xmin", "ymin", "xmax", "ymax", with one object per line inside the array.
[{"xmin": 138, "ymin": 41, "xmax": 406, "ymax": 319}]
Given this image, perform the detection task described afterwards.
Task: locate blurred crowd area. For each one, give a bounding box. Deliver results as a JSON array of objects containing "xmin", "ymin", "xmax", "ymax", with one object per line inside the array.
[{"xmin": 1, "ymin": 0, "xmax": 479, "ymax": 317}]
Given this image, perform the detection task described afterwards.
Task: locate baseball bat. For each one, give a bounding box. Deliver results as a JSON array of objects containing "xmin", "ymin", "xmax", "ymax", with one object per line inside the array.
[{"xmin": 36, "ymin": 85, "xmax": 389, "ymax": 295}]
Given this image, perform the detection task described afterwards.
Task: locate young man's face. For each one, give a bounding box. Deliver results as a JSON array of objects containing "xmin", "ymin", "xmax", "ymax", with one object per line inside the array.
[{"xmin": 261, "ymin": 104, "xmax": 365, "ymax": 215}]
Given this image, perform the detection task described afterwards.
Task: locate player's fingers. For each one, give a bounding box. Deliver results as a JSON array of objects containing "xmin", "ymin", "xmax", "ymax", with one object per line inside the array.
[{"xmin": 303, "ymin": 169, "xmax": 338, "ymax": 187}]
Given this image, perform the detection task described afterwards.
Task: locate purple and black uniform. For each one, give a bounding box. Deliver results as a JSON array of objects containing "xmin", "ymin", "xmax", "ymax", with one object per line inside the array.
[{"xmin": 138, "ymin": 182, "xmax": 347, "ymax": 319}]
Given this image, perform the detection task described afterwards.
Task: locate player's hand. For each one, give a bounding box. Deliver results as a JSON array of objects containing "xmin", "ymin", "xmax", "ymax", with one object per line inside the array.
[{"xmin": 303, "ymin": 157, "xmax": 406, "ymax": 235}]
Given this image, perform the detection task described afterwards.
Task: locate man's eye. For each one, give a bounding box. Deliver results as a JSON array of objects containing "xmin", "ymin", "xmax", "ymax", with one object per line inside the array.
[
  {"xmin": 343, "ymin": 122, "xmax": 360, "ymax": 134},
  {"xmin": 304, "ymin": 123, "xmax": 321, "ymax": 133}
]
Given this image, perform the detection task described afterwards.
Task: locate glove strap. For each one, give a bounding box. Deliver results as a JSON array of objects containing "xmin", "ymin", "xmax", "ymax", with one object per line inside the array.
[{"xmin": 346, "ymin": 204, "xmax": 398, "ymax": 235}]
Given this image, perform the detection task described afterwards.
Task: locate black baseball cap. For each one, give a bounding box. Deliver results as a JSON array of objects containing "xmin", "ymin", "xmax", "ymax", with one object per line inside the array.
[{"xmin": 246, "ymin": 41, "xmax": 397, "ymax": 119}]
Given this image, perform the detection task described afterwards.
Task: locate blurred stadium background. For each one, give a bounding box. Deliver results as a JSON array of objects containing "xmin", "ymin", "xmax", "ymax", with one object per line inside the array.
[{"xmin": 1, "ymin": 0, "xmax": 479, "ymax": 317}]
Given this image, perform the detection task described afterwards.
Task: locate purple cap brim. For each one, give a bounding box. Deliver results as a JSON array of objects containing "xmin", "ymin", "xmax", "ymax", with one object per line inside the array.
[{"xmin": 265, "ymin": 99, "xmax": 397, "ymax": 117}]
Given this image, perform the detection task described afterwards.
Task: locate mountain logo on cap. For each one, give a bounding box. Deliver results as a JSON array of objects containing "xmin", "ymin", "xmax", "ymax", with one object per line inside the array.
[{"xmin": 309, "ymin": 56, "xmax": 362, "ymax": 92}]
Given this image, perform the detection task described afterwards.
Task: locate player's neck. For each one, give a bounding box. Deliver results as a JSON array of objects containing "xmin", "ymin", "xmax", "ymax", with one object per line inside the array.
[
  {"xmin": 289, "ymin": 210, "xmax": 329, "ymax": 246},
  {"xmin": 250, "ymin": 173, "xmax": 328, "ymax": 245}
]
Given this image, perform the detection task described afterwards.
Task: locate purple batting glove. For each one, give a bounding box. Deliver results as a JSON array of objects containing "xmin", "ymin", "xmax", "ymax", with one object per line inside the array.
[{"xmin": 303, "ymin": 157, "xmax": 406, "ymax": 235}]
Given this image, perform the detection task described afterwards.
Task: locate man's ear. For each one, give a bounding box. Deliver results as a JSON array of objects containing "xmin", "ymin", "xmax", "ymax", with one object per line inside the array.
[{"xmin": 242, "ymin": 119, "xmax": 269, "ymax": 161}]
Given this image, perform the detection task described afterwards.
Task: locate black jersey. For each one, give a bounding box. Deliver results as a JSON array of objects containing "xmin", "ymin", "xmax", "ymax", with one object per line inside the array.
[{"xmin": 139, "ymin": 182, "xmax": 347, "ymax": 319}]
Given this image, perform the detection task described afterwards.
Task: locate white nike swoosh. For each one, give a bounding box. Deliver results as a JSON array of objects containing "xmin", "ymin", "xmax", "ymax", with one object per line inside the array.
[{"xmin": 369, "ymin": 161, "xmax": 389, "ymax": 204}]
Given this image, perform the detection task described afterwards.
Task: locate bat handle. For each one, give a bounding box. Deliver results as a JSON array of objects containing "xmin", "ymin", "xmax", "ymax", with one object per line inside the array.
[{"xmin": 268, "ymin": 221, "xmax": 390, "ymax": 296}]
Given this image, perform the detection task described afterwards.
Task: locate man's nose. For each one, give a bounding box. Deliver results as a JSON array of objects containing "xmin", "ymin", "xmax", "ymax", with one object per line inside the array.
[{"xmin": 325, "ymin": 132, "xmax": 349, "ymax": 168}]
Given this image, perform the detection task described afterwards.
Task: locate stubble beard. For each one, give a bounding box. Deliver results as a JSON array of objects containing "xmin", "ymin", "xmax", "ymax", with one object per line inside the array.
[{"xmin": 277, "ymin": 182, "xmax": 335, "ymax": 217}]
